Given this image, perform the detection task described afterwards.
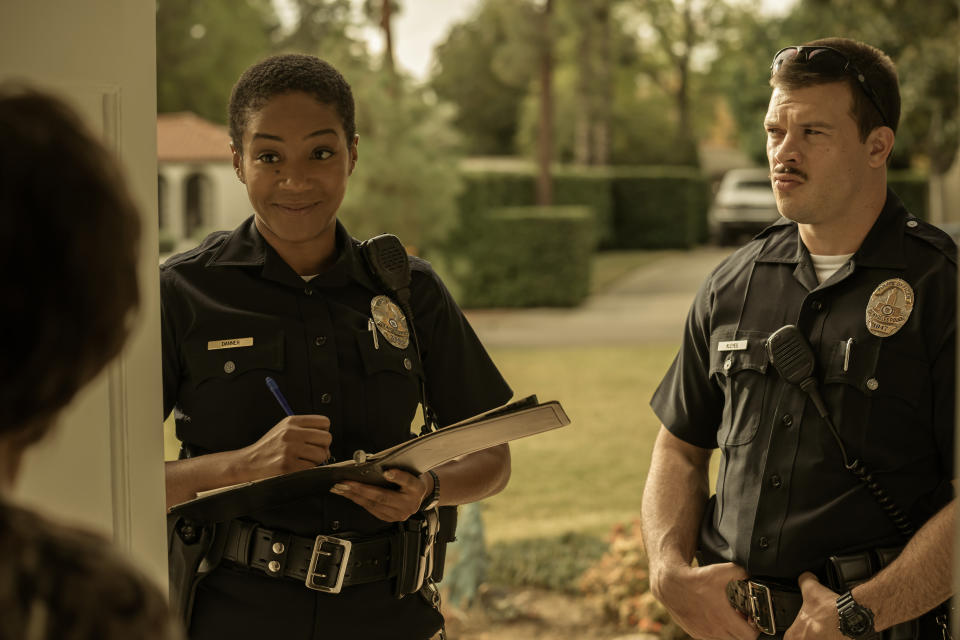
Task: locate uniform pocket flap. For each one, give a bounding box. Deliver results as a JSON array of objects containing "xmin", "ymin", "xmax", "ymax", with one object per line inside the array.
[
  {"xmin": 184, "ymin": 330, "xmax": 284, "ymax": 387},
  {"xmin": 355, "ymin": 329, "xmax": 424, "ymax": 378},
  {"xmin": 709, "ymin": 331, "xmax": 770, "ymax": 377}
]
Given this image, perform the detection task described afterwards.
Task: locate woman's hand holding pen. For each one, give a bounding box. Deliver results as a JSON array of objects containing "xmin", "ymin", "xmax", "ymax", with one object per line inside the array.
[
  {"xmin": 330, "ymin": 469, "xmax": 432, "ymax": 523},
  {"xmin": 237, "ymin": 414, "xmax": 333, "ymax": 479}
]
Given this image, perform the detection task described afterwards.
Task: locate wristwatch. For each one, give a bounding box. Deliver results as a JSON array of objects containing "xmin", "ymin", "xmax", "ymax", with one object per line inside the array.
[
  {"xmin": 837, "ymin": 591, "xmax": 876, "ymax": 638},
  {"xmin": 419, "ymin": 470, "xmax": 440, "ymax": 511}
]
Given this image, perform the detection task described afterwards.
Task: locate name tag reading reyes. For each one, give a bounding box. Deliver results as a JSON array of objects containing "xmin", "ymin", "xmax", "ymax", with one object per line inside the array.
[
  {"xmin": 207, "ymin": 337, "xmax": 254, "ymax": 350},
  {"xmin": 717, "ymin": 340, "xmax": 748, "ymax": 352}
]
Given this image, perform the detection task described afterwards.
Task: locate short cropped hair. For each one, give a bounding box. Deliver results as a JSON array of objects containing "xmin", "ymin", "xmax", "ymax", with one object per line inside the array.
[
  {"xmin": 0, "ymin": 87, "xmax": 141, "ymax": 440},
  {"xmin": 771, "ymin": 37, "xmax": 900, "ymax": 141},
  {"xmin": 228, "ymin": 54, "xmax": 356, "ymax": 155}
]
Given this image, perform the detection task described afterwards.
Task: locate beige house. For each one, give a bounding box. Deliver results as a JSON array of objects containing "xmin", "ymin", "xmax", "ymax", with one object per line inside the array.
[{"xmin": 157, "ymin": 112, "xmax": 250, "ymax": 251}]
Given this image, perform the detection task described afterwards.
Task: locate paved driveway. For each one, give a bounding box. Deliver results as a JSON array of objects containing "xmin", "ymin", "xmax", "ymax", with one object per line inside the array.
[{"xmin": 464, "ymin": 246, "xmax": 734, "ymax": 347}]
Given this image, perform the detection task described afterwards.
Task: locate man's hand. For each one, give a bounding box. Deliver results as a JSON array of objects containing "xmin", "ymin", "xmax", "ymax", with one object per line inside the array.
[
  {"xmin": 654, "ymin": 562, "xmax": 759, "ymax": 640},
  {"xmin": 237, "ymin": 415, "xmax": 332, "ymax": 478},
  {"xmin": 783, "ymin": 572, "xmax": 844, "ymax": 640},
  {"xmin": 330, "ymin": 469, "xmax": 430, "ymax": 522}
]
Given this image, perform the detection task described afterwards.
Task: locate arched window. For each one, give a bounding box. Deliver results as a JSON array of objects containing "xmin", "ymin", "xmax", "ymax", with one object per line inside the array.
[
  {"xmin": 184, "ymin": 172, "xmax": 212, "ymax": 238},
  {"xmin": 157, "ymin": 174, "xmax": 168, "ymax": 229}
]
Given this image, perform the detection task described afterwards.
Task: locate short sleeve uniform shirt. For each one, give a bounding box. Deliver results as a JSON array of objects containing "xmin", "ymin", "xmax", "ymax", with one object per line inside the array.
[
  {"xmin": 160, "ymin": 217, "xmax": 513, "ymax": 536},
  {"xmin": 650, "ymin": 189, "xmax": 955, "ymax": 578}
]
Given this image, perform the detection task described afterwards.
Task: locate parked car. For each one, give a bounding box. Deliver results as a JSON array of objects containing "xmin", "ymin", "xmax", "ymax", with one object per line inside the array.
[{"xmin": 708, "ymin": 168, "xmax": 782, "ymax": 245}]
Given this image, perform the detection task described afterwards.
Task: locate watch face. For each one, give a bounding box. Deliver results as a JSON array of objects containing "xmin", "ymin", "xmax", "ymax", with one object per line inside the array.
[{"xmin": 846, "ymin": 611, "xmax": 869, "ymax": 634}]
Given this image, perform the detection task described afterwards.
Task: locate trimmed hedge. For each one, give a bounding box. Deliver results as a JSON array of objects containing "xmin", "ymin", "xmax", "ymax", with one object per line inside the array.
[
  {"xmin": 451, "ymin": 205, "xmax": 597, "ymax": 308},
  {"xmin": 458, "ymin": 166, "xmax": 614, "ymax": 245},
  {"xmin": 608, "ymin": 167, "xmax": 711, "ymax": 249},
  {"xmin": 456, "ymin": 164, "xmax": 709, "ymax": 251},
  {"xmin": 889, "ymin": 171, "xmax": 928, "ymax": 220}
]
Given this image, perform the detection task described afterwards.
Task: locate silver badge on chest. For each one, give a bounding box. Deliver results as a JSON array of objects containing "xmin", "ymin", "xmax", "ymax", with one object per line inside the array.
[
  {"xmin": 865, "ymin": 278, "xmax": 914, "ymax": 337},
  {"xmin": 370, "ymin": 295, "xmax": 410, "ymax": 349}
]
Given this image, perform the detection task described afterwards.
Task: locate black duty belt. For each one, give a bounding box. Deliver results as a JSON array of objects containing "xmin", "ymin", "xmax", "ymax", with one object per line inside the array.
[
  {"xmin": 726, "ymin": 579, "xmax": 801, "ymax": 637},
  {"xmin": 221, "ymin": 518, "xmax": 419, "ymax": 594}
]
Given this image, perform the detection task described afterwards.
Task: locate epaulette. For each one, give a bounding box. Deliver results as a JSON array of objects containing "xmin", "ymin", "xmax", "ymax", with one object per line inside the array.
[
  {"xmin": 904, "ymin": 216, "xmax": 957, "ymax": 266},
  {"xmin": 160, "ymin": 230, "xmax": 231, "ymax": 270}
]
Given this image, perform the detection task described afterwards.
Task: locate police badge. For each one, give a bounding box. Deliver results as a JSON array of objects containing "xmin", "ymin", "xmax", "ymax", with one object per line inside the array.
[
  {"xmin": 370, "ymin": 295, "xmax": 410, "ymax": 349},
  {"xmin": 865, "ymin": 278, "xmax": 914, "ymax": 337}
]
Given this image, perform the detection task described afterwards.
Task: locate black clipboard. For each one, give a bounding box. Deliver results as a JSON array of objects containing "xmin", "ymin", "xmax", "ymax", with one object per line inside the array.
[{"xmin": 168, "ymin": 395, "xmax": 569, "ymax": 524}]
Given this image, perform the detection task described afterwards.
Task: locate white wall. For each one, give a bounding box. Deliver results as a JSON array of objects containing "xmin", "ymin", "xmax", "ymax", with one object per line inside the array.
[
  {"xmin": 0, "ymin": 1, "xmax": 168, "ymax": 587},
  {"xmin": 160, "ymin": 161, "xmax": 252, "ymax": 251}
]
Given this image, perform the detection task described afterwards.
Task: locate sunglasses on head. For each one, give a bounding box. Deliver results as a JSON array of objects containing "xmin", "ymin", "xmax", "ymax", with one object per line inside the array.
[{"xmin": 770, "ymin": 45, "xmax": 890, "ymax": 129}]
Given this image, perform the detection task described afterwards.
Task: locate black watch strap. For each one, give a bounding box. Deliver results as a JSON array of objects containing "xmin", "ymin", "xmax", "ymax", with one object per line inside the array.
[
  {"xmin": 420, "ymin": 469, "xmax": 440, "ymax": 511},
  {"xmin": 837, "ymin": 590, "xmax": 876, "ymax": 638}
]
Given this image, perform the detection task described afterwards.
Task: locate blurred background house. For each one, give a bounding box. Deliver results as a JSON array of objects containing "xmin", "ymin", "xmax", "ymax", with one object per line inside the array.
[{"xmin": 157, "ymin": 111, "xmax": 248, "ymax": 253}]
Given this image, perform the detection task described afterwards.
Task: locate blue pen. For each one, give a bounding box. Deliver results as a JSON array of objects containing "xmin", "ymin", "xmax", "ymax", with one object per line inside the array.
[{"xmin": 265, "ymin": 376, "xmax": 294, "ymax": 416}]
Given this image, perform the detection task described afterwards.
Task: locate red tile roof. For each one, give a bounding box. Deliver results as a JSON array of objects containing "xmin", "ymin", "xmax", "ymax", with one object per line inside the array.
[{"xmin": 157, "ymin": 112, "xmax": 232, "ymax": 162}]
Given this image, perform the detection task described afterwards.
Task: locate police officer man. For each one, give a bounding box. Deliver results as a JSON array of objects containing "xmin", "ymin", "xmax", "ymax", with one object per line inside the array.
[
  {"xmin": 161, "ymin": 54, "xmax": 512, "ymax": 639},
  {"xmin": 641, "ymin": 37, "xmax": 954, "ymax": 639}
]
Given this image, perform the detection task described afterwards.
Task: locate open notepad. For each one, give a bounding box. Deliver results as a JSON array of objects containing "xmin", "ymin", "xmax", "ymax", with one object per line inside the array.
[{"xmin": 169, "ymin": 395, "xmax": 570, "ymax": 523}]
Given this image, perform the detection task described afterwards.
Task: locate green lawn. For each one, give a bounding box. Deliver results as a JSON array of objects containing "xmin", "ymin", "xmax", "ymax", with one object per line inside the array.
[
  {"xmin": 165, "ymin": 342, "xmax": 683, "ymax": 543},
  {"xmin": 480, "ymin": 343, "xmax": 679, "ymax": 543}
]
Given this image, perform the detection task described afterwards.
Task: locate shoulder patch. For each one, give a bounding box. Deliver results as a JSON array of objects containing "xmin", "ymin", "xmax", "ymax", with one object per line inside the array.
[{"xmin": 904, "ymin": 217, "xmax": 957, "ymax": 266}]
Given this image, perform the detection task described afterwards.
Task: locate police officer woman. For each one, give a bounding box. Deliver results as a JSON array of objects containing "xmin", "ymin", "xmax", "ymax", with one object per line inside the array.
[{"xmin": 161, "ymin": 54, "xmax": 512, "ymax": 639}]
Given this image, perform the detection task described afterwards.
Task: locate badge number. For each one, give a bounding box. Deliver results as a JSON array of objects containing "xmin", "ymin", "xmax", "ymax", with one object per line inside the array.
[{"xmin": 865, "ymin": 278, "xmax": 914, "ymax": 338}]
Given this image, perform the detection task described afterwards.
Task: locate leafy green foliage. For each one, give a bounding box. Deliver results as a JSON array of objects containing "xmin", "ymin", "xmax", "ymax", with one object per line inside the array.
[
  {"xmin": 157, "ymin": 0, "xmax": 279, "ymax": 124},
  {"xmin": 338, "ymin": 73, "xmax": 463, "ymax": 252},
  {"xmin": 711, "ymin": 0, "xmax": 958, "ymax": 171},
  {"xmin": 430, "ymin": 0, "xmax": 537, "ymax": 155},
  {"xmin": 579, "ymin": 520, "xmax": 687, "ymax": 638},
  {"xmin": 447, "ymin": 205, "xmax": 598, "ymax": 308},
  {"xmin": 486, "ymin": 531, "xmax": 608, "ymax": 593},
  {"xmin": 454, "ymin": 165, "xmax": 614, "ymax": 243},
  {"xmin": 608, "ymin": 167, "xmax": 710, "ymax": 249},
  {"xmin": 889, "ymin": 171, "xmax": 930, "ymax": 220}
]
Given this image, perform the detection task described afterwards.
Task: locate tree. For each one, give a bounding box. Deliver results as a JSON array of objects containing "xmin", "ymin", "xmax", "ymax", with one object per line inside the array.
[
  {"xmin": 156, "ymin": 0, "xmax": 279, "ymax": 123},
  {"xmin": 536, "ymin": 0, "xmax": 555, "ymax": 205},
  {"xmin": 273, "ymin": 0, "xmax": 461, "ymax": 254},
  {"xmin": 709, "ymin": 0, "xmax": 959, "ymax": 172},
  {"xmin": 430, "ymin": 0, "xmax": 537, "ymax": 155},
  {"xmin": 362, "ymin": 0, "xmax": 402, "ymax": 77},
  {"xmin": 571, "ymin": 0, "xmax": 614, "ymax": 165}
]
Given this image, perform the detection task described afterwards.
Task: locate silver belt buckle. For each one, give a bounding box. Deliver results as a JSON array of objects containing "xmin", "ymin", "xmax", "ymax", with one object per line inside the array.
[
  {"xmin": 305, "ymin": 535, "xmax": 352, "ymax": 594},
  {"xmin": 747, "ymin": 580, "xmax": 776, "ymax": 636}
]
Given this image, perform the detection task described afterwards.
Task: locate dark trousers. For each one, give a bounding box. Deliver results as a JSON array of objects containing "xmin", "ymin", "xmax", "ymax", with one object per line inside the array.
[{"xmin": 188, "ymin": 565, "xmax": 443, "ymax": 640}]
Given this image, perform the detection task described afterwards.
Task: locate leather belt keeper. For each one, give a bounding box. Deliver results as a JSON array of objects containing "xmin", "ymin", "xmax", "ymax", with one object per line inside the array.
[
  {"xmin": 726, "ymin": 579, "xmax": 802, "ymax": 637},
  {"xmin": 221, "ymin": 519, "xmax": 402, "ymax": 594}
]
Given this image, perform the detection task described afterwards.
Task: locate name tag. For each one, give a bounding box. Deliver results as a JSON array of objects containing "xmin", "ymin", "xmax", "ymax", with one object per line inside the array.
[
  {"xmin": 718, "ymin": 340, "xmax": 748, "ymax": 352},
  {"xmin": 207, "ymin": 337, "xmax": 254, "ymax": 350}
]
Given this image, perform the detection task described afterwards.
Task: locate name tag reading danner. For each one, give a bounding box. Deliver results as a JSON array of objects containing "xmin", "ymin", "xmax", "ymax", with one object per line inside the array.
[
  {"xmin": 207, "ymin": 337, "xmax": 254, "ymax": 350},
  {"xmin": 718, "ymin": 340, "xmax": 748, "ymax": 352}
]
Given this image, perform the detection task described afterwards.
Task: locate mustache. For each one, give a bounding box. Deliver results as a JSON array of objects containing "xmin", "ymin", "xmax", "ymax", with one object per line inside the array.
[{"xmin": 772, "ymin": 166, "xmax": 807, "ymax": 181}]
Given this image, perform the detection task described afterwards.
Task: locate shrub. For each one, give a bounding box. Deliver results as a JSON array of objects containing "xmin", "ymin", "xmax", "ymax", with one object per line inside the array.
[
  {"xmin": 450, "ymin": 205, "xmax": 597, "ymax": 308},
  {"xmin": 579, "ymin": 519, "xmax": 687, "ymax": 638},
  {"xmin": 455, "ymin": 164, "xmax": 614, "ymax": 244},
  {"xmin": 608, "ymin": 167, "xmax": 710, "ymax": 249},
  {"xmin": 888, "ymin": 171, "xmax": 928, "ymax": 220},
  {"xmin": 485, "ymin": 531, "xmax": 609, "ymax": 594}
]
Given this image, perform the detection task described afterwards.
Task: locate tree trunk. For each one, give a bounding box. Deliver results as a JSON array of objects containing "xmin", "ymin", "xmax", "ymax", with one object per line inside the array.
[
  {"xmin": 591, "ymin": 0, "xmax": 611, "ymax": 165},
  {"xmin": 381, "ymin": 0, "xmax": 395, "ymax": 76},
  {"xmin": 574, "ymin": 2, "xmax": 593, "ymax": 165},
  {"xmin": 536, "ymin": 0, "xmax": 554, "ymax": 206}
]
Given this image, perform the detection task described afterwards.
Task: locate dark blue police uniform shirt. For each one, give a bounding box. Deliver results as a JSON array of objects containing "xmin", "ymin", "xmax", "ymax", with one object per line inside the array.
[
  {"xmin": 651, "ymin": 189, "xmax": 956, "ymax": 578},
  {"xmin": 161, "ymin": 217, "xmax": 513, "ymax": 537}
]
